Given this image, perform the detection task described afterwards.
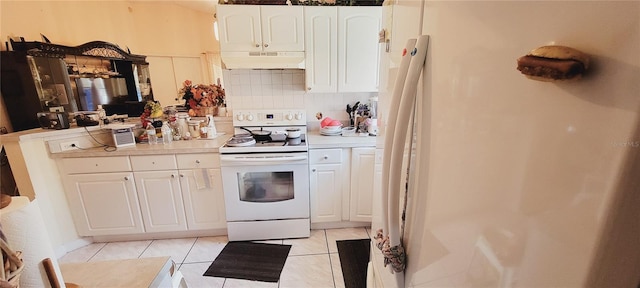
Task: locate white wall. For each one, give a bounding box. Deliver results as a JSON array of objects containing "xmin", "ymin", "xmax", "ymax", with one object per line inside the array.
[{"xmin": 0, "ymin": 1, "xmax": 220, "ymax": 118}]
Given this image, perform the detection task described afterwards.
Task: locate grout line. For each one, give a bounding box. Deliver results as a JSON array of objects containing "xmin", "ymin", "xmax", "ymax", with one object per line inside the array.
[
  {"xmin": 287, "ymin": 252, "xmax": 334, "ymax": 257},
  {"xmin": 85, "ymin": 242, "xmax": 108, "ymax": 262},
  {"xmin": 177, "ymin": 237, "xmax": 199, "ymax": 270},
  {"xmin": 324, "ymin": 229, "xmax": 338, "ymax": 288},
  {"xmin": 138, "ymin": 240, "xmax": 154, "ymax": 259}
]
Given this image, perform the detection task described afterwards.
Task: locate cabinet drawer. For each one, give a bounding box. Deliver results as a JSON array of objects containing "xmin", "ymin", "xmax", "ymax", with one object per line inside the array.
[
  {"xmin": 176, "ymin": 153, "xmax": 220, "ymax": 169},
  {"xmin": 309, "ymin": 149, "xmax": 342, "ymax": 164},
  {"xmin": 130, "ymin": 155, "xmax": 177, "ymax": 171},
  {"xmin": 61, "ymin": 156, "xmax": 131, "ymax": 174}
]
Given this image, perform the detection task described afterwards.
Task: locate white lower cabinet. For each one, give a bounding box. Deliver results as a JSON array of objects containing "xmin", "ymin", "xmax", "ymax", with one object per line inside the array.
[
  {"xmin": 309, "ymin": 147, "xmax": 376, "ymax": 224},
  {"xmin": 309, "ymin": 149, "xmax": 348, "ymax": 223},
  {"xmin": 59, "ymin": 153, "xmax": 225, "ymax": 237},
  {"xmin": 134, "ymin": 170, "xmax": 187, "ymax": 233},
  {"xmin": 350, "ymin": 147, "xmax": 376, "ymax": 221},
  {"xmin": 310, "ymin": 163, "xmax": 344, "ymax": 223},
  {"xmin": 179, "ymin": 168, "xmax": 226, "ymax": 230},
  {"xmin": 63, "ymin": 172, "xmax": 144, "ymax": 236}
]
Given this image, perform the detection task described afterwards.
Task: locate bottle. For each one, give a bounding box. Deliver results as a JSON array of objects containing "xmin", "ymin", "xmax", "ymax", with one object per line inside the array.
[
  {"xmin": 146, "ymin": 123, "xmax": 157, "ymax": 145},
  {"xmin": 161, "ymin": 121, "xmax": 172, "ymax": 144},
  {"xmin": 97, "ymin": 104, "xmax": 106, "ymax": 127}
]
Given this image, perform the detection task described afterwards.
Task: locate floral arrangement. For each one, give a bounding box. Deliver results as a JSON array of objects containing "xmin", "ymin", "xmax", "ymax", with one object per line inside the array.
[
  {"xmin": 179, "ymin": 80, "xmax": 225, "ymax": 115},
  {"xmin": 140, "ymin": 100, "xmax": 163, "ymax": 127}
]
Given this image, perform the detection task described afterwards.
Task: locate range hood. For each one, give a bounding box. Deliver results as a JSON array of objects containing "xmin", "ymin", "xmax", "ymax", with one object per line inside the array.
[{"xmin": 221, "ymin": 51, "xmax": 305, "ymax": 69}]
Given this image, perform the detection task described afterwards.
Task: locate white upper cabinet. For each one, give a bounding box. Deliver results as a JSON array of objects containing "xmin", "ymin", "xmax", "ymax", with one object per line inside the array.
[
  {"xmin": 217, "ymin": 5, "xmax": 262, "ymax": 52},
  {"xmin": 218, "ymin": 5, "xmax": 304, "ymax": 52},
  {"xmin": 304, "ymin": 7, "xmax": 338, "ymax": 93},
  {"xmin": 338, "ymin": 7, "xmax": 381, "ymax": 92},
  {"xmin": 261, "ymin": 6, "xmax": 305, "ymax": 51},
  {"xmin": 305, "ymin": 6, "xmax": 382, "ymax": 93}
]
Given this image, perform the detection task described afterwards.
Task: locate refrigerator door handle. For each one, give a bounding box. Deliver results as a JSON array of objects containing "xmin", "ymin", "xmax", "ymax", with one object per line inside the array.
[
  {"xmin": 388, "ymin": 35, "xmax": 430, "ymax": 247},
  {"xmin": 381, "ymin": 39, "xmax": 417, "ymax": 239},
  {"xmin": 376, "ymin": 35, "xmax": 429, "ymax": 274}
]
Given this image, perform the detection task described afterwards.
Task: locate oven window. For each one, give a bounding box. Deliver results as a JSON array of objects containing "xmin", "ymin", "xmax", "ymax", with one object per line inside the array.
[{"xmin": 237, "ymin": 171, "xmax": 294, "ymax": 202}]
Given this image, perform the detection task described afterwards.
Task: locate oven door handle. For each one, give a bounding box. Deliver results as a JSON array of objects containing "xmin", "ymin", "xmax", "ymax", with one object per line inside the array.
[{"xmin": 220, "ymin": 155, "xmax": 308, "ymax": 164}]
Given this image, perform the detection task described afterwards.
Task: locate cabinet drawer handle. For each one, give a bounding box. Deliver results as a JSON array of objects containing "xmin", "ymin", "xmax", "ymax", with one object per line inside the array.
[
  {"xmin": 255, "ymin": 44, "xmax": 260, "ymax": 47},
  {"xmin": 152, "ymin": 161, "xmax": 156, "ymax": 164},
  {"xmin": 312, "ymin": 168, "xmax": 316, "ymax": 172},
  {"xmin": 264, "ymin": 43, "xmax": 269, "ymax": 48},
  {"xmin": 124, "ymin": 176, "xmax": 129, "ymax": 180},
  {"xmin": 196, "ymin": 160, "xmax": 201, "ymax": 164},
  {"xmin": 180, "ymin": 174, "xmax": 184, "ymax": 178},
  {"xmin": 323, "ymin": 155, "xmax": 329, "ymax": 160},
  {"xmin": 171, "ymin": 174, "xmax": 176, "ymax": 178}
]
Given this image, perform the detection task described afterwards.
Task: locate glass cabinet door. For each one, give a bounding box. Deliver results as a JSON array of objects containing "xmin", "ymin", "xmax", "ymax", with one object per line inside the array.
[{"xmin": 27, "ymin": 56, "xmax": 78, "ymax": 112}]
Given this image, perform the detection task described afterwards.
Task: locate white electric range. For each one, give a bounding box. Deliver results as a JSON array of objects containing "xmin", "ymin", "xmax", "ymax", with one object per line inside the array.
[{"xmin": 218, "ymin": 109, "xmax": 310, "ymax": 241}]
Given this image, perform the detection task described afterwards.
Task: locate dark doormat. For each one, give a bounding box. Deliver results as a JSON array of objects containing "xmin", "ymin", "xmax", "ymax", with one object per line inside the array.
[
  {"xmin": 337, "ymin": 239, "xmax": 371, "ymax": 288},
  {"xmin": 203, "ymin": 241, "xmax": 292, "ymax": 282}
]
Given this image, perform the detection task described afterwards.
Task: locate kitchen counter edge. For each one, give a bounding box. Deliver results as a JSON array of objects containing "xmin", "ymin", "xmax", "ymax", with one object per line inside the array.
[{"xmin": 307, "ymin": 131, "xmax": 377, "ymax": 149}]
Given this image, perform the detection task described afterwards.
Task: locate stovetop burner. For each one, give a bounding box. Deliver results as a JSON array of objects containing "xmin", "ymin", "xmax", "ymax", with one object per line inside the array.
[
  {"xmin": 220, "ymin": 108, "xmax": 308, "ymax": 154},
  {"xmin": 226, "ymin": 136, "xmax": 257, "ymax": 147},
  {"xmin": 221, "ymin": 131, "xmax": 307, "ymax": 152}
]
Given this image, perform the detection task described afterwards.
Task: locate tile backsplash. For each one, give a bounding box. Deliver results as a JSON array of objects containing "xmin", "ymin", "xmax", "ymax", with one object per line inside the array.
[{"xmin": 222, "ymin": 69, "xmax": 377, "ymax": 125}]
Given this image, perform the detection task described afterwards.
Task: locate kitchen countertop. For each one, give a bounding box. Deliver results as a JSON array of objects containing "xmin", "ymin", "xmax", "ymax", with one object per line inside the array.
[
  {"xmin": 306, "ymin": 131, "xmax": 377, "ymax": 149},
  {"xmin": 49, "ymin": 133, "xmax": 232, "ymax": 158}
]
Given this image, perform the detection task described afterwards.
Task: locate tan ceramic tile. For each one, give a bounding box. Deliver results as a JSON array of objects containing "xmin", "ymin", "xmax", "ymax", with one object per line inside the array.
[
  {"xmin": 365, "ymin": 226, "xmax": 372, "ymax": 238},
  {"xmin": 223, "ymin": 278, "xmax": 279, "ymax": 288},
  {"xmin": 330, "ymin": 253, "xmax": 346, "ymax": 288},
  {"xmin": 326, "ymin": 227, "xmax": 370, "ymax": 253},
  {"xmin": 179, "ymin": 262, "xmax": 224, "ymax": 288},
  {"xmin": 89, "ymin": 240, "xmax": 152, "ymax": 261},
  {"xmin": 58, "ymin": 242, "xmax": 107, "ymax": 263},
  {"xmin": 279, "ymin": 254, "xmax": 335, "ymax": 288},
  {"xmin": 253, "ymin": 239, "xmax": 283, "ymax": 245},
  {"xmin": 140, "ymin": 238, "xmax": 197, "ymax": 264},
  {"xmin": 183, "ymin": 236, "xmax": 228, "ymax": 263},
  {"xmin": 282, "ymin": 229, "xmax": 328, "ymax": 256}
]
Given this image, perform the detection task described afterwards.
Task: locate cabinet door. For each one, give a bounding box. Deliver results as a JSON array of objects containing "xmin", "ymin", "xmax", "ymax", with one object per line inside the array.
[
  {"xmin": 350, "ymin": 147, "xmax": 376, "ymax": 222},
  {"xmin": 309, "ymin": 163, "xmax": 343, "ymax": 223},
  {"xmin": 64, "ymin": 172, "xmax": 144, "ymax": 236},
  {"xmin": 338, "ymin": 7, "xmax": 382, "ymax": 92},
  {"xmin": 260, "ymin": 6, "xmax": 304, "ymax": 52},
  {"xmin": 304, "ymin": 7, "xmax": 338, "ymax": 93},
  {"xmin": 134, "ymin": 171, "xmax": 187, "ymax": 233},
  {"xmin": 217, "ymin": 5, "xmax": 262, "ymax": 52},
  {"xmin": 179, "ymin": 168, "xmax": 227, "ymax": 230}
]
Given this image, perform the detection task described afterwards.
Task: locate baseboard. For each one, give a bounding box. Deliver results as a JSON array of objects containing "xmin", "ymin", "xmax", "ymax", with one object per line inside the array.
[
  {"xmin": 311, "ymin": 221, "xmax": 371, "ymax": 230},
  {"xmin": 90, "ymin": 228, "xmax": 228, "ymax": 243},
  {"xmin": 55, "ymin": 237, "xmax": 93, "ymax": 258}
]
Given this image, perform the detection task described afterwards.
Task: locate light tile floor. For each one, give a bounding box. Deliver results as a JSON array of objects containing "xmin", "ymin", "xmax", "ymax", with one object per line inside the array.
[{"xmin": 58, "ymin": 227, "xmax": 371, "ymax": 288}]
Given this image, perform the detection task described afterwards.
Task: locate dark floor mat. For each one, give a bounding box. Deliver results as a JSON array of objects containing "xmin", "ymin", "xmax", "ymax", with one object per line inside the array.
[
  {"xmin": 337, "ymin": 239, "xmax": 371, "ymax": 288},
  {"xmin": 203, "ymin": 241, "xmax": 292, "ymax": 282}
]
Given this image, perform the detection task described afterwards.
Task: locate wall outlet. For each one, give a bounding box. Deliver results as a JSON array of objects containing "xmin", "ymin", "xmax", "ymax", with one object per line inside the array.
[{"xmin": 60, "ymin": 141, "xmax": 80, "ymax": 152}]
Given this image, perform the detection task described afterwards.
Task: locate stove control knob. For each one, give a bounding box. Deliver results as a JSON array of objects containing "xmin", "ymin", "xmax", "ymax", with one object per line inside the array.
[
  {"xmin": 295, "ymin": 113, "xmax": 303, "ymax": 120},
  {"xmin": 285, "ymin": 113, "xmax": 293, "ymax": 121},
  {"xmin": 246, "ymin": 114, "xmax": 254, "ymax": 121},
  {"xmin": 236, "ymin": 114, "xmax": 244, "ymax": 121}
]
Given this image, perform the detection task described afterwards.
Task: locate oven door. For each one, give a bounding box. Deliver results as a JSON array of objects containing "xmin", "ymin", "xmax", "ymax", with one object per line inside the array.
[{"xmin": 220, "ymin": 152, "xmax": 310, "ymax": 221}]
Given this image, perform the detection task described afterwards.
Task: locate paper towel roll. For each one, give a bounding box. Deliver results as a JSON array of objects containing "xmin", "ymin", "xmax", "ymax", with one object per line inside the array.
[{"xmin": 1, "ymin": 196, "xmax": 65, "ymax": 288}]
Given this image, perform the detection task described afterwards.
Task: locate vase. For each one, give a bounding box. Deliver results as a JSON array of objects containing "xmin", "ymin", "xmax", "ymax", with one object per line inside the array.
[{"xmin": 195, "ymin": 106, "xmax": 218, "ymax": 117}]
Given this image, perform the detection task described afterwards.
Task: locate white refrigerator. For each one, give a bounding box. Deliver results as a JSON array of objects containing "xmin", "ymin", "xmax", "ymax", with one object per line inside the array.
[{"xmin": 370, "ymin": 1, "xmax": 640, "ymax": 287}]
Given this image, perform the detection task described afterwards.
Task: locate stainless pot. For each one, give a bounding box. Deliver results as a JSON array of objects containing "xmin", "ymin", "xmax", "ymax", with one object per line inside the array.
[
  {"xmin": 285, "ymin": 128, "xmax": 301, "ymax": 138},
  {"xmin": 240, "ymin": 127, "xmax": 272, "ymax": 141}
]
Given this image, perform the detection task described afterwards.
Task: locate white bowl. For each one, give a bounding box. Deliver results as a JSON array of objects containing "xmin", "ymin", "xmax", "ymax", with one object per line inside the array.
[{"xmin": 321, "ymin": 126, "xmax": 342, "ymax": 132}]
